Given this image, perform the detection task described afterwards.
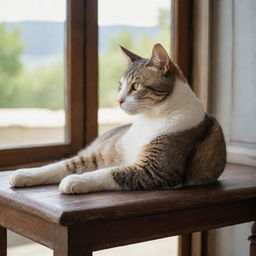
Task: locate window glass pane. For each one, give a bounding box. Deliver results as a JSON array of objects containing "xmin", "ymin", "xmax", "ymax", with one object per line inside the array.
[
  {"xmin": 98, "ymin": 0, "xmax": 172, "ymax": 135},
  {"xmin": 0, "ymin": 0, "xmax": 66, "ymax": 148}
]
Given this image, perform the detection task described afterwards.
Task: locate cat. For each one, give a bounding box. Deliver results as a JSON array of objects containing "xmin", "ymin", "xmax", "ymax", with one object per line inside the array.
[{"xmin": 9, "ymin": 43, "xmax": 226, "ymax": 194}]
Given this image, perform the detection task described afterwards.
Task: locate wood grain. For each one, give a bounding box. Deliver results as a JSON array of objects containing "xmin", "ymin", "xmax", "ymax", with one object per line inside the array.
[
  {"xmin": 173, "ymin": 0, "xmax": 194, "ymax": 84},
  {"xmin": 84, "ymin": 0, "xmax": 98, "ymax": 144},
  {"xmin": 0, "ymin": 145, "xmax": 71, "ymax": 170},
  {"xmin": 90, "ymin": 198, "xmax": 256, "ymax": 250},
  {"xmin": 66, "ymin": 0, "xmax": 86, "ymax": 153},
  {"xmin": 0, "ymin": 204, "xmax": 55, "ymax": 249},
  {"xmin": 172, "ymin": 1, "xmax": 196, "ymax": 252},
  {"xmin": 178, "ymin": 234, "xmax": 191, "ymax": 256},
  {"xmin": 0, "ymin": 164, "xmax": 256, "ymax": 255},
  {"xmin": 54, "ymin": 226, "xmax": 92, "ymax": 256},
  {"xmin": 0, "ymin": 164, "xmax": 255, "ymax": 226}
]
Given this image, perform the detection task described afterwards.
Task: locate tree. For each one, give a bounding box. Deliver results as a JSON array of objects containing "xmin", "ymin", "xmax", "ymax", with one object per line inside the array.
[
  {"xmin": 0, "ymin": 24, "xmax": 24, "ymax": 78},
  {"xmin": 0, "ymin": 24, "xmax": 24, "ymax": 107},
  {"xmin": 0, "ymin": 24, "xmax": 64, "ymax": 110}
]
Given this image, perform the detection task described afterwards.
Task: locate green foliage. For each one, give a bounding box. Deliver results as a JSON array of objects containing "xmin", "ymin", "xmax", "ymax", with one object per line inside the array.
[
  {"xmin": 0, "ymin": 63, "xmax": 64, "ymax": 110},
  {"xmin": 0, "ymin": 9, "xmax": 170, "ymax": 109},
  {"xmin": 0, "ymin": 24, "xmax": 25, "ymax": 107},
  {"xmin": 99, "ymin": 9, "xmax": 171, "ymax": 107},
  {"xmin": 0, "ymin": 24, "xmax": 24, "ymax": 79},
  {"xmin": 0, "ymin": 24, "xmax": 64, "ymax": 110},
  {"xmin": 0, "ymin": 62, "xmax": 64, "ymax": 109}
]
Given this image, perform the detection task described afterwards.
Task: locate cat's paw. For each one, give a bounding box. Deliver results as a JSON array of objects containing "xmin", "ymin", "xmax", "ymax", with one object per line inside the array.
[
  {"xmin": 59, "ymin": 168, "xmax": 120, "ymax": 194},
  {"xmin": 59, "ymin": 174, "xmax": 90, "ymax": 194},
  {"xmin": 9, "ymin": 170, "xmax": 34, "ymax": 187}
]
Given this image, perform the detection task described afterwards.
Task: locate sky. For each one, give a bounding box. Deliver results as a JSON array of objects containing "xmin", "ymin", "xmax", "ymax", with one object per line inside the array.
[{"xmin": 0, "ymin": 0, "xmax": 170, "ymax": 27}]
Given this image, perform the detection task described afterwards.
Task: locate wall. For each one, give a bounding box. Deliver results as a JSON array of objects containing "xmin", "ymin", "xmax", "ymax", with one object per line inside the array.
[{"xmin": 208, "ymin": 0, "xmax": 256, "ymax": 255}]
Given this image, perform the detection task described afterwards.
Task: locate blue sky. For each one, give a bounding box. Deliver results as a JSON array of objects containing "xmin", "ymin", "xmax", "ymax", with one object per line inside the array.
[{"xmin": 0, "ymin": 0, "xmax": 170, "ymax": 27}]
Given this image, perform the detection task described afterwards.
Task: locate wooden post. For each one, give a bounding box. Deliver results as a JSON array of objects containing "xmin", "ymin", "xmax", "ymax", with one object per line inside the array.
[
  {"xmin": 0, "ymin": 227, "xmax": 7, "ymax": 256},
  {"xmin": 54, "ymin": 226, "xmax": 93, "ymax": 256},
  {"xmin": 249, "ymin": 222, "xmax": 256, "ymax": 256},
  {"xmin": 178, "ymin": 234, "xmax": 192, "ymax": 256}
]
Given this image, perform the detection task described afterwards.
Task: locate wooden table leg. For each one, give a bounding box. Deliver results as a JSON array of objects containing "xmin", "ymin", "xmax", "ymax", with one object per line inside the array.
[
  {"xmin": 0, "ymin": 226, "xmax": 7, "ymax": 256},
  {"xmin": 54, "ymin": 247, "xmax": 92, "ymax": 256},
  {"xmin": 249, "ymin": 222, "xmax": 256, "ymax": 256},
  {"xmin": 54, "ymin": 226, "xmax": 92, "ymax": 256}
]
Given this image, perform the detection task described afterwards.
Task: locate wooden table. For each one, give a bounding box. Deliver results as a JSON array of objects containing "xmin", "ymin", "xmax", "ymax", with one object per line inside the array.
[{"xmin": 0, "ymin": 164, "xmax": 256, "ymax": 256}]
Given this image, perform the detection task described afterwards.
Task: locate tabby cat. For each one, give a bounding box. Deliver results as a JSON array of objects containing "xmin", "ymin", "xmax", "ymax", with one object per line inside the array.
[{"xmin": 10, "ymin": 43, "xmax": 226, "ymax": 194}]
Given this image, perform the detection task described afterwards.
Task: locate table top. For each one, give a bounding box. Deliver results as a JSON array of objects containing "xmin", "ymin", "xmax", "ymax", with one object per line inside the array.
[{"xmin": 0, "ymin": 164, "xmax": 256, "ymax": 226}]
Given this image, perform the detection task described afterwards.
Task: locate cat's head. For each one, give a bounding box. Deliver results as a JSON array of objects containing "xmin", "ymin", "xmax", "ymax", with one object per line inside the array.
[{"xmin": 118, "ymin": 43, "xmax": 186, "ymax": 115}]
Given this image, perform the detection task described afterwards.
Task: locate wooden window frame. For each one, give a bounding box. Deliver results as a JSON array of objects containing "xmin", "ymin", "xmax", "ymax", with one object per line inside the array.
[
  {"xmin": 0, "ymin": 0, "xmax": 98, "ymax": 170},
  {"xmin": 172, "ymin": 0, "xmax": 194, "ymax": 83},
  {"xmin": 173, "ymin": 1, "xmax": 195, "ymax": 256},
  {"xmin": 174, "ymin": 0, "xmax": 213, "ymax": 256}
]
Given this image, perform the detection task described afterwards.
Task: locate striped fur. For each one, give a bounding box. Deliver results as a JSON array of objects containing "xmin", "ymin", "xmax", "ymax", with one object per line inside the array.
[{"xmin": 9, "ymin": 44, "xmax": 226, "ymax": 194}]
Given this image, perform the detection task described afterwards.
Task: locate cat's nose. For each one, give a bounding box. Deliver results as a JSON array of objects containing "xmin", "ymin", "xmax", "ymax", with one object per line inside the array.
[{"xmin": 117, "ymin": 98, "xmax": 125, "ymax": 104}]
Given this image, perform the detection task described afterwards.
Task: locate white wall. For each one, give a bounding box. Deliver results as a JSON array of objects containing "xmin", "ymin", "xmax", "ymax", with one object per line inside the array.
[
  {"xmin": 8, "ymin": 231, "xmax": 32, "ymax": 248},
  {"xmin": 208, "ymin": 223, "xmax": 252, "ymax": 256},
  {"xmin": 209, "ymin": 0, "xmax": 256, "ymax": 255}
]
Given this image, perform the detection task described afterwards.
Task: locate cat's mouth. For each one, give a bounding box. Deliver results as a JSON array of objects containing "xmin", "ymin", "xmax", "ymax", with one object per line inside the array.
[
  {"xmin": 120, "ymin": 102, "xmax": 150, "ymax": 115},
  {"xmin": 120, "ymin": 103, "xmax": 138, "ymax": 115}
]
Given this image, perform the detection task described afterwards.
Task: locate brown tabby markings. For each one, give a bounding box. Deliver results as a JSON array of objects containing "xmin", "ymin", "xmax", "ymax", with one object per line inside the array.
[
  {"xmin": 112, "ymin": 114, "xmax": 225, "ymax": 190},
  {"xmin": 10, "ymin": 44, "xmax": 226, "ymax": 194},
  {"xmin": 60, "ymin": 46, "xmax": 225, "ymax": 191},
  {"xmin": 64, "ymin": 125, "xmax": 130, "ymax": 174},
  {"xmin": 63, "ymin": 114, "xmax": 226, "ymax": 190},
  {"xmin": 121, "ymin": 59, "xmax": 176, "ymax": 104},
  {"xmin": 184, "ymin": 114, "xmax": 226, "ymax": 185}
]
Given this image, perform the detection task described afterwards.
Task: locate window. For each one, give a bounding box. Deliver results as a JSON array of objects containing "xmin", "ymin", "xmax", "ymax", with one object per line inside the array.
[
  {"xmin": 0, "ymin": 0, "xmax": 66, "ymax": 147},
  {"xmin": 0, "ymin": 0, "xmax": 192, "ymax": 171},
  {"xmin": 0, "ymin": 0, "xmax": 94, "ymax": 169}
]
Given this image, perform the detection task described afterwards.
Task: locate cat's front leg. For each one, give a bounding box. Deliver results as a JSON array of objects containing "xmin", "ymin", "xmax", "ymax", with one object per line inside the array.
[
  {"xmin": 59, "ymin": 168, "xmax": 121, "ymax": 194},
  {"xmin": 9, "ymin": 161, "xmax": 70, "ymax": 187},
  {"xmin": 59, "ymin": 158, "xmax": 182, "ymax": 194},
  {"xmin": 9, "ymin": 151, "xmax": 104, "ymax": 188}
]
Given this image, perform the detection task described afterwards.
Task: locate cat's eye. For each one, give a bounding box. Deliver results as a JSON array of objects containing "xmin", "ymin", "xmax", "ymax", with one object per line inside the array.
[{"xmin": 131, "ymin": 83, "xmax": 141, "ymax": 91}]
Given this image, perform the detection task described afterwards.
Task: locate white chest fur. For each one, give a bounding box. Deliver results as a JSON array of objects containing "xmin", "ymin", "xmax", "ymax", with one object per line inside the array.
[
  {"xmin": 121, "ymin": 81, "xmax": 205, "ymax": 165},
  {"xmin": 122, "ymin": 116, "xmax": 166, "ymax": 164}
]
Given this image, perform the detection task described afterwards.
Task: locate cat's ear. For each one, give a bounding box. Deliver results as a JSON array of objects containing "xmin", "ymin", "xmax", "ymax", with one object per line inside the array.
[
  {"xmin": 120, "ymin": 45, "xmax": 142, "ymax": 63},
  {"xmin": 147, "ymin": 43, "xmax": 176, "ymax": 74}
]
